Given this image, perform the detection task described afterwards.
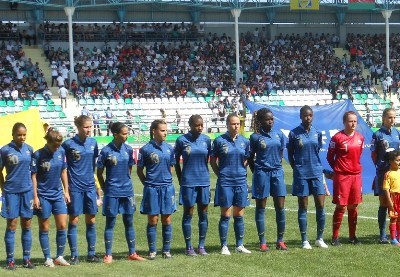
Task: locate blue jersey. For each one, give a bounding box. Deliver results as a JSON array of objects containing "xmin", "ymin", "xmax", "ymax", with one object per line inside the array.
[
  {"xmin": 97, "ymin": 142, "xmax": 135, "ymax": 197},
  {"xmin": 250, "ymin": 128, "xmax": 285, "ymax": 171},
  {"xmin": 0, "ymin": 141, "xmax": 33, "ymax": 193},
  {"xmin": 371, "ymin": 126, "xmax": 400, "ymax": 172},
  {"xmin": 174, "ymin": 132, "xmax": 211, "ymax": 187},
  {"xmin": 287, "ymin": 124, "xmax": 322, "ymax": 179},
  {"xmin": 62, "ymin": 135, "xmax": 98, "ymax": 192},
  {"xmin": 31, "ymin": 146, "xmax": 67, "ymax": 200},
  {"xmin": 211, "ymin": 132, "xmax": 250, "ymax": 187},
  {"xmin": 137, "ymin": 140, "xmax": 175, "ymax": 187}
]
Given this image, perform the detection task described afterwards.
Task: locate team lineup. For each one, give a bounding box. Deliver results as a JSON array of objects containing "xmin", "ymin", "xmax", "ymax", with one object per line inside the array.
[{"xmin": 0, "ymin": 105, "xmax": 399, "ymax": 270}]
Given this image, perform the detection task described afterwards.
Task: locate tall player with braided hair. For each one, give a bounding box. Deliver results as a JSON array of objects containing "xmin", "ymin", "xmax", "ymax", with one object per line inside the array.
[
  {"xmin": 175, "ymin": 115, "xmax": 211, "ymax": 256},
  {"xmin": 248, "ymin": 108, "xmax": 287, "ymax": 251},
  {"xmin": 138, "ymin": 119, "xmax": 176, "ymax": 259}
]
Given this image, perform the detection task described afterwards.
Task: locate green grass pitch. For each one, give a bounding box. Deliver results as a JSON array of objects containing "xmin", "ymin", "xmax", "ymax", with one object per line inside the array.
[{"xmin": 0, "ymin": 162, "xmax": 397, "ymax": 276}]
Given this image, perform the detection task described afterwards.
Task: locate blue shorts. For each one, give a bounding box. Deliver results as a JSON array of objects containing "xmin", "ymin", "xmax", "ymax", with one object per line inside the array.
[
  {"xmin": 140, "ymin": 185, "xmax": 176, "ymax": 215},
  {"xmin": 68, "ymin": 190, "xmax": 98, "ymax": 216},
  {"xmin": 103, "ymin": 196, "xmax": 136, "ymax": 217},
  {"xmin": 292, "ymin": 176, "xmax": 325, "ymax": 197},
  {"xmin": 214, "ymin": 185, "xmax": 249, "ymax": 208},
  {"xmin": 1, "ymin": 190, "xmax": 34, "ymax": 219},
  {"xmin": 252, "ymin": 168, "xmax": 286, "ymax": 199},
  {"xmin": 35, "ymin": 196, "xmax": 68, "ymax": 219},
  {"xmin": 179, "ymin": 186, "xmax": 210, "ymax": 207},
  {"xmin": 374, "ymin": 170, "xmax": 385, "ymax": 196}
]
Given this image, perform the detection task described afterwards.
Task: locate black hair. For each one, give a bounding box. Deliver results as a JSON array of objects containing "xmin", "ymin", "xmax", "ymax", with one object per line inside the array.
[
  {"xmin": 300, "ymin": 105, "xmax": 312, "ymax": 117},
  {"xmin": 252, "ymin": 108, "xmax": 273, "ymax": 133},
  {"xmin": 74, "ymin": 115, "xmax": 92, "ymax": 127},
  {"xmin": 385, "ymin": 149, "xmax": 400, "ymax": 163},
  {"xmin": 110, "ymin": 122, "xmax": 127, "ymax": 135},
  {"xmin": 12, "ymin": 122, "xmax": 26, "ymax": 135},
  {"xmin": 188, "ymin": 114, "xmax": 203, "ymax": 127},
  {"xmin": 150, "ymin": 119, "xmax": 167, "ymax": 140}
]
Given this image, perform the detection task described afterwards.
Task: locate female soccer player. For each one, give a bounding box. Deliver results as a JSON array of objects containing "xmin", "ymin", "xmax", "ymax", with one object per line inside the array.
[
  {"xmin": 175, "ymin": 115, "xmax": 211, "ymax": 256},
  {"xmin": 0, "ymin": 123, "xmax": 35, "ymax": 270},
  {"xmin": 62, "ymin": 115, "xmax": 100, "ymax": 264},
  {"xmin": 327, "ymin": 111, "xmax": 364, "ymax": 245},
  {"xmin": 138, "ymin": 119, "xmax": 176, "ymax": 259},
  {"xmin": 32, "ymin": 128, "xmax": 71, "ymax": 267},
  {"xmin": 97, "ymin": 122, "xmax": 146, "ymax": 263},
  {"xmin": 248, "ymin": 108, "xmax": 287, "ymax": 251},
  {"xmin": 210, "ymin": 113, "xmax": 251, "ymax": 255},
  {"xmin": 382, "ymin": 150, "xmax": 400, "ymax": 246},
  {"xmin": 287, "ymin": 105, "xmax": 328, "ymax": 249},
  {"xmin": 371, "ymin": 108, "xmax": 400, "ymax": 243}
]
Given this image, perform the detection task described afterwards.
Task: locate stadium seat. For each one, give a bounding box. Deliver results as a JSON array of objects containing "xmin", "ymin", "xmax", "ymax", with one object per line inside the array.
[
  {"xmin": 31, "ymin": 100, "xmax": 39, "ymax": 106},
  {"xmin": 23, "ymin": 100, "xmax": 31, "ymax": 107},
  {"xmin": 59, "ymin": 111, "xmax": 67, "ymax": 118},
  {"xmin": 47, "ymin": 100, "xmax": 55, "ymax": 106},
  {"xmin": 47, "ymin": 106, "xmax": 55, "ymax": 112},
  {"xmin": 54, "ymin": 105, "xmax": 62, "ymax": 112},
  {"xmin": 79, "ymin": 99, "xmax": 87, "ymax": 106},
  {"xmin": 125, "ymin": 98, "xmax": 133, "ymax": 104}
]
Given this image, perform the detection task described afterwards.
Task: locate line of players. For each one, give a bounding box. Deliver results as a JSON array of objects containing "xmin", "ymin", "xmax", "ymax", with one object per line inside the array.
[{"xmin": 0, "ymin": 105, "xmax": 399, "ymax": 270}]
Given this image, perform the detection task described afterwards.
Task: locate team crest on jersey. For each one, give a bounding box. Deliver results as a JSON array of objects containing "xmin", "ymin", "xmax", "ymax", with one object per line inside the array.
[
  {"xmin": 150, "ymin": 153, "xmax": 160, "ymax": 164},
  {"xmin": 259, "ymin": 139, "xmax": 266, "ymax": 149},
  {"xmin": 185, "ymin": 145, "xmax": 191, "ymax": 155},
  {"xmin": 382, "ymin": 139, "xmax": 389, "ymax": 150},
  {"xmin": 91, "ymin": 146, "xmax": 95, "ymax": 151},
  {"xmin": 240, "ymin": 142, "xmax": 245, "ymax": 148},
  {"xmin": 329, "ymin": 141, "xmax": 335, "ymax": 148},
  {"xmin": 57, "ymin": 154, "xmax": 62, "ymax": 160},
  {"xmin": 107, "ymin": 155, "xmax": 118, "ymax": 166},
  {"xmin": 166, "ymin": 149, "xmax": 171, "ymax": 154},
  {"xmin": 71, "ymin": 149, "xmax": 81, "ymax": 161},
  {"xmin": 40, "ymin": 161, "xmax": 51, "ymax": 172},
  {"xmin": 297, "ymin": 138, "xmax": 303, "ymax": 148},
  {"xmin": 222, "ymin": 144, "xmax": 229, "ymax": 154},
  {"xmin": 25, "ymin": 150, "xmax": 31, "ymax": 155},
  {"xmin": 7, "ymin": 154, "xmax": 18, "ymax": 166}
]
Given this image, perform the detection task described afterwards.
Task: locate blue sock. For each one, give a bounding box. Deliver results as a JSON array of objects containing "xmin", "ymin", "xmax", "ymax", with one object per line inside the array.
[
  {"xmin": 39, "ymin": 231, "xmax": 50, "ymax": 259},
  {"xmin": 86, "ymin": 223, "xmax": 96, "ymax": 257},
  {"xmin": 147, "ymin": 224, "xmax": 157, "ymax": 253},
  {"xmin": 298, "ymin": 208, "xmax": 308, "ymax": 242},
  {"xmin": 316, "ymin": 208, "xmax": 326, "ymax": 240},
  {"xmin": 255, "ymin": 208, "xmax": 266, "ymax": 244},
  {"xmin": 104, "ymin": 217, "xmax": 116, "ymax": 256},
  {"xmin": 68, "ymin": 223, "xmax": 78, "ymax": 257},
  {"xmin": 234, "ymin": 216, "xmax": 245, "ymax": 247},
  {"xmin": 378, "ymin": 206, "xmax": 388, "ymax": 240},
  {"xmin": 275, "ymin": 208, "xmax": 286, "ymax": 242},
  {"xmin": 123, "ymin": 214, "xmax": 136, "ymax": 255},
  {"xmin": 162, "ymin": 224, "xmax": 172, "ymax": 253},
  {"xmin": 182, "ymin": 214, "xmax": 193, "ymax": 249},
  {"xmin": 22, "ymin": 228, "xmax": 32, "ymax": 260},
  {"xmin": 198, "ymin": 211, "xmax": 208, "ymax": 248},
  {"xmin": 4, "ymin": 229, "xmax": 15, "ymax": 262},
  {"xmin": 219, "ymin": 216, "xmax": 230, "ymax": 246},
  {"xmin": 56, "ymin": 230, "xmax": 67, "ymax": 257}
]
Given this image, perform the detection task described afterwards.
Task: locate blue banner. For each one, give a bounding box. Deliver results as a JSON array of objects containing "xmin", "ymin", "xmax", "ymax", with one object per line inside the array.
[{"xmin": 245, "ymin": 100, "xmax": 375, "ymax": 194}]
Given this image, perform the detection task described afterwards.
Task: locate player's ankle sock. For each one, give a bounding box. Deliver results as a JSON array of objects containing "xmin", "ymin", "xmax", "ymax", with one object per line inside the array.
[
  {"xmin": 378, "ymin": 206, "xmax": 388, "ymax": 239},
  {"xmin": 298, "ymin": 208, "xmax": 308, "ymax": 242},
  {"xmin": 332, "ymin": 207, "xmax": 345, "ymax": 240},
  {"xmin": 348, "ymin": 208, "xmax": 358, "ymax": 239},
  {"xmin": 86, "ymin": 223, "xmax": 96, "ymax": 256},
  {"xmin": 68, "ymin": 223, "xmax": 78, "ymax": 257},
  {"xmin": 56, "ymin": 229, "xmax": 67, "ymax": 257},
  {"xmin": 316, "ymin": 208, "xmax": 325, "ymax": 240},
  {"xmin": 219, "ymin": 216, "xmax": 230, "ymax": 246},
  {"xmin": 255, "ymin": 208, "xmax": 266, "ymax": 244},
  {"xmin": 21, "ymin": 228, "xmax": 32, "ymax": 260},
  {"xmin": 182, "ymin": 214, "xmax": 193, "ymax": 249},
  {"xmin": 234, "ymin": 216, "xmax": 244, "ymax": 247},
  {"xmin": 123, "ymin": 214, "xmax": 136, "ymax": 255},
  {"xmin": 198, "ymin": 211, "xmax": 208, "ymax": 248},
  {"xmin": 39, "ymin": 231, "xmax": 50, "ymax": 259},
  {"xmin": 147, "ymin": 224, "xmax": 157, "ymax": 253},
  {"xmin": 396, "ymin": 222, "xmax": 400, "ymax": 240},
  {"xmin": 390, "ymin": 223, "xmax": 397, "ymax": 240},
  {"xmin": 4, "ymin": 229, "xmax": 15, "ymax": 262},
  {"xmin": 162, "ymin": 224, "xmax": 172, "ymax": 253},
  {"xmin": 276, "ymin": 207, "xmax": 286, "ymax": 242},
  {"xmin": 105, "ymin": 217, "xmax": 116, "ymax": 256}
]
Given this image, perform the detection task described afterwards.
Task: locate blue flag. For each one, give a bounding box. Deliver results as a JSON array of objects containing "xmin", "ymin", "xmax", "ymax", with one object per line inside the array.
[{"xmin": 245, "ymin": 100, "xmax": 375, "ymax": 194}]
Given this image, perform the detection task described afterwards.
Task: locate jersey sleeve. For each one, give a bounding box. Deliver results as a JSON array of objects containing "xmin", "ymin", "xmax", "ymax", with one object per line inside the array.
[
  {"xmin": 128, "ymin": 146, "xmax": 135, "ymax": 167},
  {"xmin": 96, "ymin": 148, "xmax": 106, "ymax": 169},
  {"xmin": 279, "ymin": 132, "xmax": 285, "ymax": 152},
  {"xmin": 244, "ymin": 138, "xmax": 250, "ymax": 159},
  {"xmin": 317, "ymin": 131, "xmax": 323, "ymax": 151},
  {"xmin": 206, "ymin": 137, "xmax": 212, "ymax": 157},
  {"xmin": 31, "ymin": 151, "xmax": 39, "ymax": 174},
  {"xmin": 61, "ymin": 149, "xmax": 67, "ymax": 170},
  {"xmin": 174, "ymin": 138, "xmax": 182, "ymax": 158},
  {"xmin": 249, "ymin": 134, "xmax": 257, "ymax": 156},
  {"xmin": 211, "ymin": 138, "xmax": 219, "ymax": 158},
  {"xmin": 137, "ymin": 147, "xmax": 145, "ymax": 167},
  {"xmin": 327, "ymin": 135, "xmax": 337, "ymax": 169},
  {"xmin": 370, "ymin": 132, "xmax": 378, "ymax": 152},
  {"xmin": 169, "ymin": 145, "xmax": 176, "ymax": 166}
]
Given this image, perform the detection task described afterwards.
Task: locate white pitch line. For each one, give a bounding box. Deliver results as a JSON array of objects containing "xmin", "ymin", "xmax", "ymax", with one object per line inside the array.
[{"xmin": 134, "ymin": 193, "xmax": 379, "ymax": 220}]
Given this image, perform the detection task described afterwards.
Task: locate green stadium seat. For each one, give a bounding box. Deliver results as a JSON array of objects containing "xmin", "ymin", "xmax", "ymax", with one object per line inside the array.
[
  {"xmin": 46, "ymin": 106, "xmax": 55, "ymax": 112},
  {"xmin": 47, "ymin": 100, "xmax": 55, "ymax": 106},
  {"xmin": 125, "ymin": 98, "xmax": 132, "ymax": 104},
  {"xmin": 54, "ymin": 105, "xmax": 62, "ymax": 112},
  {"xmin": 7, "ymin": 100, "xmax": 15, "ymax": 107},
  {"xmin": 23, "ymin": 100, "xmax": 31, "ymax": 107}
]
